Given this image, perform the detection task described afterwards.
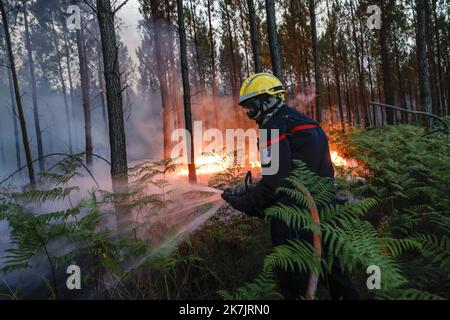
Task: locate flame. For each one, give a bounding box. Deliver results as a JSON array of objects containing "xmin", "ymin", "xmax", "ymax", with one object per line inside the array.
[
  {"xmin": 177, "ymin": 149, "xmax": 353, "ymax": 176},
  {"xmin": 177, "ymin": 152, "xmax": 260, "ymax": 176},
  {"xmin": 330, "ymin": 150, "xmax": 348, "ymax": 167}
]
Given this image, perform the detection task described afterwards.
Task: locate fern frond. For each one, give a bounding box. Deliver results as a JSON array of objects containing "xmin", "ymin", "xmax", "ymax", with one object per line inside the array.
[
  {"xmin": 217, "ymin": 271, "xmax": 282, "ymax": 300},
  {"xmin": 16, "ymin": 187, "xmax": 80, "ymax": 203},
  {"xmin": 263, "ymin": 239, "xmax": 322, "ymax": 276}
]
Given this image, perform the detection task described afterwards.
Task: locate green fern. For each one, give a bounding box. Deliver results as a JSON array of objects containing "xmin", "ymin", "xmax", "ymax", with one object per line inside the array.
[
  {"xmin": 217, "ymin": 271, "xmax": 282, "ymax": 300},
  {"xmin": 15, "ymin": 187, "xmax": 80, "ymax": 203}
]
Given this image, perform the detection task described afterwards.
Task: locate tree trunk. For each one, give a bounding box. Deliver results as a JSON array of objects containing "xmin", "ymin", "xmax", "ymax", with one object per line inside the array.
[
  {"xmin": 308, "ymin": 0, "xmax": 321, "ymax": 122},
  {"xmin": 237, "ymin": 2, "xmax": 250, "ymax": 75},
  {"xmin": 445, "ymin": 27, "xmax": 450, "ymax": 116},
  {"xmin": 0, "ymin": 127, "xmax": 5, "ymax": 168},
  {"xmin": 50, "ymin": 15, "xmax": 73, "ymax": 154},
  {"xmin": 416, "ymin": 0, "xmax": 432, "ymax": 127},
  {"xmin": 326, "ymin": 0, "xmax": 344, "ymax": 129},
  {"xmin": 350, "ymin": 2, "xmax": 368, "ymax": 126},
  {"xmin": 206, "ymin": 0, "xmax": 219, "ymax": 129},
  {"xmin": 432, "ymin": 0, "xmax": 444, "ymax": 115},
  {"xmin": 4, "ymin": 36, "xmax": 22, "ymax": 169},
  {"xmin": 97, "ymin": 47, "xmax": 108, "ymax": 132},
  {"xmin": 176, "ymin": 0, "xmax": 197, "ymax": 184},
  {"xmin": 224, "ymin": 3, "xmax": 238, "ymax": 101},
  {"xmin": 96, "ymin": 0, "xmax": 129, "ymax": 191},
  {"xmin": 76, "ymin": 20, "xmax": 93, "ymax": 165},
  {"xmin": 265, "ymin": 0, "xmax": 282, "ymax": 78},
  {"xmin": 1, "ymin": 0, "xmax": 35, "ymax": 186},
  {"xmin": 247, "ymin": 0, "xmax": 261, "ymax": 73},
  {"xmin": 22, "ymin": 1, "xmax": 44, "ymax": 171},
  {"xmin": 393, "ymin": 32, "xmax": 407, "ymax": 123},
  {"xmin": 62, "ymin": 29, "xmax": 77, "ymax": 148},
  {"xmin": 379, "ymin": 0, "xmax": 395, "ymax": 124},
  {"xmin": 189, "ymin": 0, "xmax": 206, "ymax": 95},
  {"xmin": 424, "ymin": 0, "xmax": 439, "ymax": 116}
]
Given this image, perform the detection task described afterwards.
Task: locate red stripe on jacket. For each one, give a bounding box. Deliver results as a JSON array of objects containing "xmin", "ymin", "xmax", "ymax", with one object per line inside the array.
[{"xmin": 265, "ymin": 124, "xmax": 318, "ymax": 147}]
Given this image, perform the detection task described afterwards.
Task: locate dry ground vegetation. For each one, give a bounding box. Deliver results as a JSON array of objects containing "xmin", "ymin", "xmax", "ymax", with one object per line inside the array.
[{"xmin": 0, "ymin": 122, "xmax": 449, "ymax": 300}]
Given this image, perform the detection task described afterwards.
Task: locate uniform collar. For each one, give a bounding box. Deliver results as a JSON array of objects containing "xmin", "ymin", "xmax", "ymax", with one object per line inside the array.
[{"xmin": 259, "ymin": 104, "xmax": 289, "ymax": 128}]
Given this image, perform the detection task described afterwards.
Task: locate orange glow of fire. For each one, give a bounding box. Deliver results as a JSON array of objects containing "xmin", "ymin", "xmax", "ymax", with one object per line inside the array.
[
  {"xmin": 330, "ymin": 150, "xmax": 348, "ymax": 167},
  {"xmin": 177, "ymin": 150, "xmax": 353, "ymax": 176},
  {"xmin": 177, "ymin": 153, "xmax": 261, "ymax": 176}
]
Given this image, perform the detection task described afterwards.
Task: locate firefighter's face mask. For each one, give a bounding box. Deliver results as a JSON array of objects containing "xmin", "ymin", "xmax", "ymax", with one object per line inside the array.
[
  {"xmin": 240, "ymin": 95, "xmax": 281, "ymax": 125},
  {"xmin": 241, "ymin": 97, "xmax": 264, "ymax": 121}
]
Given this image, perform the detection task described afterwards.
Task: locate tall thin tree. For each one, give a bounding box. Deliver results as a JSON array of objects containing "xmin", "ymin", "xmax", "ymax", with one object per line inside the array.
[
  {"xmin": 308, "ymin": 0, "xmax": 321, "ymax": 122},
  {"xmin": 247, "ymin": 0, "xmax": 261, "ymax": 73},
  {"xmin": 96, "ymin": 0, "xmax": 129, "ymax": 190},
  {"xmin": 50, "ymin": 14, "xmax": 73, "ymax": 154},
  {"xmin": 416, "ymin": 0, "xmax": 432, "ymax": 127},
  {"xmin": 74, "ymin": 2, "xmax": 93, "ymax": 165},
  {"xmin": 0, "ymin": 0, "xmax": 35, "ymax": 186},
  {"xmin": 22, "ymin": 0, "xmax": 44, "ymax": 170},
  {"xmin": 176, "ymin": 0, "xmax": 197, "ymax": 184},
  {"xmin": 206, "ymin": 0, "xmax": 219, "ymax": 129},
  {"xmin": 265, "ymin": 0, "xmax": 282, "ymax": 78},
  {"xmin": 378, "ymin": 0, "xmax": 395, "ymax": 124},
  {"xmin": 2, "ymin": 33, "xmax": 21, "ymax": 169}
]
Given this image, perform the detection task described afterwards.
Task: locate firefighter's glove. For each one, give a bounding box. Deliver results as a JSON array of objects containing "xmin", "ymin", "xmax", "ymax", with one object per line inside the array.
[
  {"xmin": 221, "ymin": 192, "xmax": 247, "ymax": 212},
  {"xmin": 223, "ymin": 185, "xmax": 246, "ymax": 197}
]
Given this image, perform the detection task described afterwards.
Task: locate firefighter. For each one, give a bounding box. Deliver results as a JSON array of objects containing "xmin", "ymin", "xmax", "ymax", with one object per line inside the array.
[{"xmin": 221, "ymin": 72, "xmax": 359, "ymax": 300}]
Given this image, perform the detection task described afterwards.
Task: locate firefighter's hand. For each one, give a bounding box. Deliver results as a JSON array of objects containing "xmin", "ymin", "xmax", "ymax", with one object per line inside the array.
[
  {"xmin": 221, "ymin": 192, "xmax": 247, "ymax": 212},
  {"xmin": 222, "ymin": 185, "xmax": 246, "ymax": 197}
]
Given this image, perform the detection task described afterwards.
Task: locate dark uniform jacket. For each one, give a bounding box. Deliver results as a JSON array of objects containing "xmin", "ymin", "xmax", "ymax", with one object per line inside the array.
[{"xmin": 231, "ymin": 104, "xmax": 334, "ymax": 246}]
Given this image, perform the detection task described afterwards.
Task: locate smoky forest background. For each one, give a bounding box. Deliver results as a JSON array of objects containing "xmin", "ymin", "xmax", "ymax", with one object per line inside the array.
[{"xmin": 0, "ymin": 0, "xmax": 449, "ymax": 300}]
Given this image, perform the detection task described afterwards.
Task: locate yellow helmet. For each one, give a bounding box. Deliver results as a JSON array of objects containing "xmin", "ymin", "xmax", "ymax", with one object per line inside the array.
[{"xmin": 239, "ymin": 72, "xmax": 288, "ymax": 105}]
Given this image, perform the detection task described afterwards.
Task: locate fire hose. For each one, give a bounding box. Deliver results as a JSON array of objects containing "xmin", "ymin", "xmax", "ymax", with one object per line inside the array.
[{"xmin": 243, "ymin": 171, "xmax": 322, "ymax": 300}]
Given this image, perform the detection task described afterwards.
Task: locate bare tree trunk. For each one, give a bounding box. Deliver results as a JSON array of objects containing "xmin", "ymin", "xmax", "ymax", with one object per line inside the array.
[
  {"xmin": 0, "ymin": 127, "xmax": 5, "ymax": 168},
  {"xmin": 149, "ymin": 3, "xmax": 172, "ymax": 159},
  {"xmin": 445, "ymin": 27, "xmax": 450, "ymax": 116},
  {"xmin": 75, "ymin": 19, "xmax": 93, "ymax": 165},
  {"xmin": 1, "ymin": 0, "xmax": 35, "ymax": 186},
  {"xmin": 176, "ymin": 0, "xmax": 197, "ymax": 184},
  {"xmin": 326, "ymin": 0, "xmax": 344, "ymax": 129},
  {"xmin": 22, "ymin": 0, "xmax": 44, "ymax": 171},
  {"xmin": 51, "ymin": 15, "xmax": 73, "ymax": 154},
  {"xmin": 325, "ymin": 72, "xmax": 332, "ymax": 125},
  {"xmin": 393, "ymin": 32, "xmax": 407, "ymax": 123},
  {"xmin": 424, "ymin": 0, "xmax": 439, "ymax": 116},
  {"xmin": 206, "ymin": 0, "xmax": 219, "ymax": 129},
  {"xmin": 363, "ymin": 21, "xmax": 375, "ymax": 103},
  {"xmin": 224, "ymin": 3, "xmax": 238, "ymax": 100},
  {"xmin": 350, "ymin": 2, "xmax": 368, "ymax": 126},
  {"xmin": 265, "ymin": 0, "xmax": 282, "ymax": 78},
  {"xmin": 189, "ymin": 0, "xmax": 206, "ymax": 94},
  {"xmin": 62, "ymin": 29, "xmax": 77, "ymax": 149},
  {"xmin": 432, "ymin": 0, "xmax": 444, "ymax": 115},
  {"xmin": 247, "ymin": 0, "xmax": 261, "ymax": 73},
  {"xmin": 5, "ymin": 38, "xmax": 21, "ymax": 169},
  {"xmin": 96, "ymin": 0, "xmax": 129, "ymax": 191},
  {"xmin": 97, "ymin": 47, "xmax": 108, "ymax": 132},
  {"xmin": 308, "ymin": 0, "xmax": 321, "ymax": 122},
  {"xmin": 237, "ymin": 2, "xmax": 250, "ymax": 75},
  {"xmin": 416, "ymin": 0, "xmax": 432, "ymax": 127},
  {"xmin": 379, "ymin": 0, "xmax": 395, "ymax": 124}
]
